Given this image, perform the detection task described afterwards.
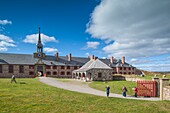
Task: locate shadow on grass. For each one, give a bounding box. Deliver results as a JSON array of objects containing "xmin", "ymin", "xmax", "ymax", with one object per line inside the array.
[{"xmin": 19, "ymin": 82, "xmax": 27, "ymax": 84}]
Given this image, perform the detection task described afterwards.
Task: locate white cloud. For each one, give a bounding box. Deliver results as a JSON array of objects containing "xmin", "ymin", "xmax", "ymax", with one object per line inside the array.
[
  {"xmin": 0, "ymin": 41, "xmax": 16, "ymax": 47},
  {"xmin": 0, "ymin": 34, "xmax": 16, "ymax": 52},
  {"xmin": 0, "ymin": 47, "xmax": 7, "ymax": 52},
  {"xmin": 23, "ymin": 33, "xmax": 58, "ymax": 44},
  {"xmin": 44, "ymin": 47, "xmax": 58, "ymax": 53},
  {"xmin": 84, "ymin": 41, "xmax": 100, "ymax": 49},
  {"xmin": 0, "ymin": 20, "xmax": 12, "ymax": 25},
  {"xmin": 86, "ymin": 0, "xmax": 170, "ymax": 58},
  {"xmin": 0, "ymin": 34, "xmax": 14, "ymax": 42},
  {"xmin": 130, "ymin": 58, "xmax": 138, "ymax": 62},
  {"xmin": 85, "ymin": 52, "xmax": 90, "ymax": 57}
]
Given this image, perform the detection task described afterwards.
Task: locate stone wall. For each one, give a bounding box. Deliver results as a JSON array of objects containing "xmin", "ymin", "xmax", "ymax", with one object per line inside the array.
[
  {"xmin": 160, "ymin": 78, "xmax": 170, "ymax": 100},
  {"xmin": 125, "ymin": 77, "xmax": 145, "ymax": 82},
  {"xmin": 88, "ymin": 69, "xmax": 113, "ymax": 81},
  {"xmin": 46, "ymin": 66, "xmax": 80, "ymax": 78},
  {"xmin": 0, "ymin": 64, "xmax": 34, "ymax": 78},
  {"xmin": 112, "ymin": 76, "xmax": 144, "ymax": 81},
  {"xmin": 163, "ymin": 86, "xmax": 170, "ymax": 100}
]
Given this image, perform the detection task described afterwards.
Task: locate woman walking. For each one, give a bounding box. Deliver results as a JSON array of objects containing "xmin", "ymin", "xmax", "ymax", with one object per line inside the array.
[{"xmin": 122, "ymin": 85, "xmax": 127, "ymax": 97}]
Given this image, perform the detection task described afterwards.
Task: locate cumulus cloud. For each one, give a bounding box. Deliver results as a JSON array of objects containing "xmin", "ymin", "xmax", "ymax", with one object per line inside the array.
[
  {"xmin": 86, "ymin": 0, "xmax": 170, "ymax": 58},
  {"xmin": 44, "ymin": 47, "xmax": 58, "ymax": 53},
  {"xmin": 85, "ymin": 52, "xmax": 90, "ymax": 57},
  {"xmin": 0, "ymin": 47, "xmax": 7, "ymax": 52},
  {"xmin": 23, "ymin": 33, "xmax": 58, "ymax": 44},
  {"xmin": 0, "ymin": 34, "xmax": 16, "ymax": 52},
  {"xmin": 84, "ymin": 41, "xmax": 100, "ymax": 49},
  {"xmin": 0, "ymin": 20, "xmax": 12, "ymax": 25}
]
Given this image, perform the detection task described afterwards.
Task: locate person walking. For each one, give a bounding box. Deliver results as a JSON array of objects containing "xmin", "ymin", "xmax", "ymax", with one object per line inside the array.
[
  {"xmin": 106, "ymin": 85, "xmax": 110, "ymax": 97},
  {"xmin": 122, "ymin": 85, "xmax": 127, "ymax": 97},
  {"xmin": 134, "ymin": 87, "xmax": 138, "ymax": 97},
  {"xmin": 11, "ymin": 74, "xmax": 17, "ymax": 83}
]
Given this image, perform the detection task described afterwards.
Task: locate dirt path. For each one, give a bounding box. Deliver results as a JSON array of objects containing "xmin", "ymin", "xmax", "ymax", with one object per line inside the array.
[{"xmin": 39, "ymin": 77, "xmax": 160, "ymax": 101}]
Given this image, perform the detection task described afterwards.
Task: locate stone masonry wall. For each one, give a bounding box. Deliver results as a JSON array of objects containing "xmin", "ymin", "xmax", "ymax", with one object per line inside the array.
[
  {"xmin": 163, "ymin": 86, "xmax": 170, "ymax": 100},
  {"xmin": 89, "ymin": 69, "xmax": 113, "ymax": 81},
  {"xmin": 0, "ymin": 64, "xmax": 34, "ymax": 78}
]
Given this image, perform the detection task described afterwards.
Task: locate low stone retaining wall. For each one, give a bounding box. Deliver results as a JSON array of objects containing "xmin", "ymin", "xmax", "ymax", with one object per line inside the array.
[
  {"xmin": 163, "ymin": 86, "xmax": 170, "ymax": 100},
  {"xmin": 113, "ymin": 76, "xmax": 144, "ymax": 82},
  {"xmin": 125, "ymin": 77, "xmax": 145, "ymax": 82}
]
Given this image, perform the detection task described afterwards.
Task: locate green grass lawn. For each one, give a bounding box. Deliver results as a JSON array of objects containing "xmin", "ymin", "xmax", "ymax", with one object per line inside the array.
[
  {"xmin": 1, "ymin": 78, "xmax": 170, "ymax": 113},
  {"xmin": 89, "ymin": 81, "xmax": 136, "ymax": 96}
]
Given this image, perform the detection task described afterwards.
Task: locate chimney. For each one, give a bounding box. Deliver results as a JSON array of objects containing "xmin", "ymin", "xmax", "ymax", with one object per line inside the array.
[
  {"xmin": 90, "ymin": 55, "xmax": 95, "ymax": 60},
  {"xmin": 122, "ymin": 56, "xmax": 125, "ymax": 64},
  {"xmin": 55, "ymin": 52, "xmax": 59, "ymax": 61},
  {"xmin": 110, "ymin": 56, "xmax": 114, "ymax": 63},
  {"xmin": 68, "ymin": 53, "xmax": 72, "ymax": 61},
  {"xmin": 94, "ymin": 57, "xmax": 98, "ymax": 60}
]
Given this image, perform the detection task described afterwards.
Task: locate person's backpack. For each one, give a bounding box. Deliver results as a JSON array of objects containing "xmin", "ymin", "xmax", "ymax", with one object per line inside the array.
[{"xmin": 125, "ymin": 87, "xmax": 128, "ymax": 92}]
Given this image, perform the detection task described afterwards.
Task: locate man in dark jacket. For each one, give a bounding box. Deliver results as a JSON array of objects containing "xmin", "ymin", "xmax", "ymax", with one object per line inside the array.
[{"xmin": 106, "ymin": 85, "xmax": 110, "ymax": 97}]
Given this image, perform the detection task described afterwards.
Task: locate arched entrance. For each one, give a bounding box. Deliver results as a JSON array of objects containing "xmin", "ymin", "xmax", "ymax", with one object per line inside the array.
[{"xmin": 35, "ymin": 65, "xmax": 46, "ymax": 77}]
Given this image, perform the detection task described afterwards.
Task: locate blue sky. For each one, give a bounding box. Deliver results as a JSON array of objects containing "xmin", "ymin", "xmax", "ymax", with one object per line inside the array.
[{"xmin": 0, "ymin": 0, "xmax": 170, "ymax": 72}]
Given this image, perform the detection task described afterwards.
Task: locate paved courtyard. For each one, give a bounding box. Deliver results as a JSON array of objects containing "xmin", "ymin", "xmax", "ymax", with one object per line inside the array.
[{"xmin": 39, "ymin": 77, "xmax": 160, "ymax": 101}]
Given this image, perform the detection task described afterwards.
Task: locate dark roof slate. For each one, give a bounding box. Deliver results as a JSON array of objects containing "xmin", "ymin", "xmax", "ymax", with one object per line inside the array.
[{"xmin": 0, "ymin": 53, "xmax": 135, "ymax": 68}]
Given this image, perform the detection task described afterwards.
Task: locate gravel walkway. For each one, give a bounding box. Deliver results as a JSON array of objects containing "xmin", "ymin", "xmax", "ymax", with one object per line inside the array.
[{"xmin": 39, "ymin": 77, "xmax": 160, "ymax": 101}]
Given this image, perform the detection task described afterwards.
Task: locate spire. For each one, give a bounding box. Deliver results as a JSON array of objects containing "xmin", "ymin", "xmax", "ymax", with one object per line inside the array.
[
  {"xmin": 38, "ymin": 27, "xmax": 41, "ymax": 43},
  {"xmin": 37, "ymin": 27, "xmax": 43, "ymax": 53}
]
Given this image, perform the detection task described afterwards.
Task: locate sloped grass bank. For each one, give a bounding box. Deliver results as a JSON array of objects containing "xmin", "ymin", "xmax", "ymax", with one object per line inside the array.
[
  {"xmin": 89, "ymin": 81, "xmax": 136, "ymax": 96},
  {"xmin": 0, "ymin": 78, "xmax": 170, "ymax": 113}
]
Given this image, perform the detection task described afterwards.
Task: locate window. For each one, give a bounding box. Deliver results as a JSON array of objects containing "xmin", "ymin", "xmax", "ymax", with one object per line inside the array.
[
  {"xmin": 61, "ymin": 71, "xmax": 65, "ymax": 75},
  {"xmin": 53, "ymin": 66, "xmax": 57, "ymax": 69},
  {"xmin": 67, "ymin": 66, "xmax": 70, "ymax": 69},
  {"xmin": 9, "ymin": 65, "xmax": 13, "ymax": 73},
  {"xmin": 124, "ymin": 67, "xmax": 126, "ymax": 70},
  {"xmin": 19, "ymin": 65, "xmax": 24, "ymax": 73},
  {"xmin": 46, "ymin": 65, "xmax": 51, "ymax": 69},
  {"xmin": 47, "ymin": 71, "xmax": 51, "ymax": 75},
  {"xmin": 124, "ymin": 72, "xmax": 126, "ymax": 74},
  {"xmin": 0, "ymin": 65, "xmax": 2, "ymax": 73},
  {"xmin": 119, "ymin": 67, "xmax": 122, "ymax": 70},
  {"xmin": 98, "ymin": 73, "xmax": 102, "ymax": 78},
  {"xmin": 128, "ymin": 72, "xmax": 131, "ymax": 75},
  {"xmin": 67, "ymin": 72, "xmax": 71, "ymax": 75},
  {"xmin": 29, "ymin": 65, "xmax": 34, "ymax": 69},
  {"xmin": 53, "ymin": 72, "xmax": 57, "ymax": 75},
  {"xmin": 74, "ymin": 66, "xmax": 77, "ymax": 69},
  {"xmin": 61, "ymin": 66, "xmax": 65, "ymax": 69},
  {"xmin": 129, "ymin": 67, "xmax": 131, "ymax": 70},
  {"xmin": 29, "ymin": 71, "xmax": 34, "ymax": 75}
]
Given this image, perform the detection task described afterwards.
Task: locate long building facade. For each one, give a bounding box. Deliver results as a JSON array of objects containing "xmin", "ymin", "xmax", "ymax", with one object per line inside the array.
[{"xmin": 0, "ymin": 28, "xmax": 136, "ymax": 78}]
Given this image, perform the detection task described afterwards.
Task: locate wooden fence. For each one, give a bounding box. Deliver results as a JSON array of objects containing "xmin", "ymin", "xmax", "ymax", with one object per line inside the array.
[{"xmin": 137, "ymin": 80, "xmax": 156, "ymax": 97}]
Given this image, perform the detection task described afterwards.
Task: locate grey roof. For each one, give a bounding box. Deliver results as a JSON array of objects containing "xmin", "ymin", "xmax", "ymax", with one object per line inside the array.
[
  {"xmin": 0, "ymin": 53, "xmax": 89, "ymax": 66},
  {"xmin": 0, "ymin": 53, "xmax": 135, "ymax": 68},
  {"xmin": 0, "ymin": 53, "xmax": 38, "ymax": 64},
  {"xmin": 73, "ymin": 59, "xmax": 112, "ymax": 72}
]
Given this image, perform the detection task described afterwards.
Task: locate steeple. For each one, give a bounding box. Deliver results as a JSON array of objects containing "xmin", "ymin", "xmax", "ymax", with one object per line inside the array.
[
  {"xmin": 33, "ymin": 27, "xmax": 45, "ymax": 59},
  {"xmin": 38, "ymin": 27, "xmax": 41, "ymax": 44},
  {"xmin": 37, "ymin": 27, "xmax": 43, "ymax": 53}
]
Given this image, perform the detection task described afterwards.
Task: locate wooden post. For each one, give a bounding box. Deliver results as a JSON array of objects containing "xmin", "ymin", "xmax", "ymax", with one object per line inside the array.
[{"xmin": 152, "ymin": 77, "xmax": 159, "ymax": 97}]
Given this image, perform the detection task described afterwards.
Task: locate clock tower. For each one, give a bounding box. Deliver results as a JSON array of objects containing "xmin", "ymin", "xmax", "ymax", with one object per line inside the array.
[{"xmin": 33, "ymin": 27, "xmax": 46, "ymax": 59}]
